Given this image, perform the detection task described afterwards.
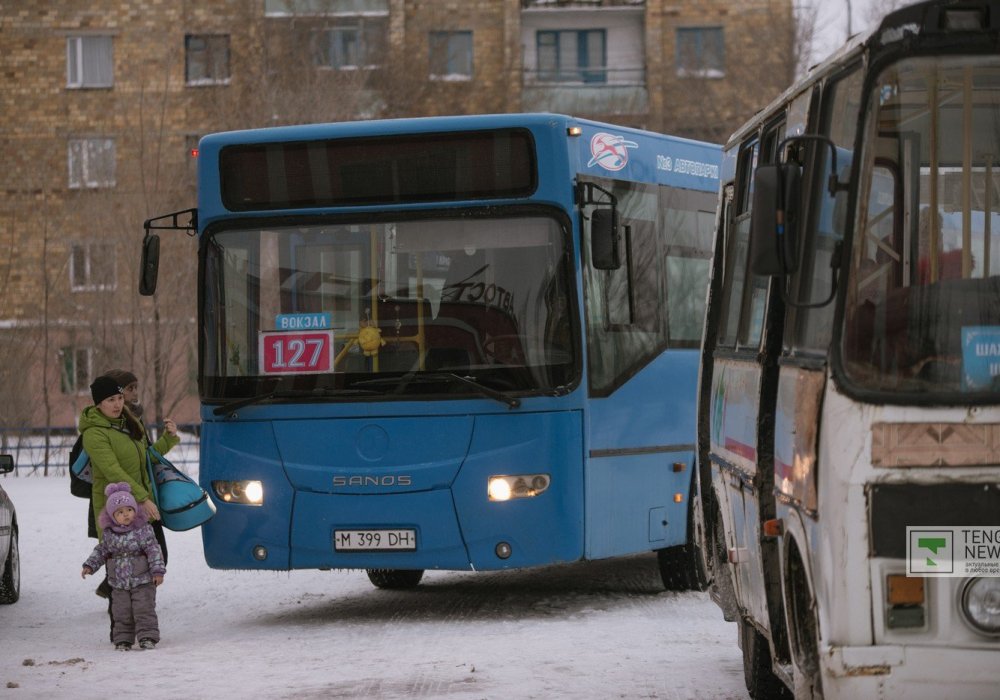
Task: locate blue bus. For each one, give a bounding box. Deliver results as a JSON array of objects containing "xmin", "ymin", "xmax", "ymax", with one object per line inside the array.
[{"xmin": 140, "ymin": 113, "xmax": 721, "ymax": 590}]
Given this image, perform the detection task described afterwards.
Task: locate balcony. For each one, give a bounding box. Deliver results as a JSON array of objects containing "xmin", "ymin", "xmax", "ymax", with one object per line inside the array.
[
  {"xmin": 264, "ymin": 0, "xmax": 388, "ymax": 15},
  {"xmin": 521, "ymin": 0, "xmax": 643, "ymax": 7},
  {"xmin": 521, "ymin": 66, "xmax": 648, "ymax": 116}
]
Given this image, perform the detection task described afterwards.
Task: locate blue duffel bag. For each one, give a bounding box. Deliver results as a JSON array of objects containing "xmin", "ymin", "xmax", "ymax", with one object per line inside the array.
[{"xmin": 147, "ymin": 447, "xmax": 216, "ymax": 532}]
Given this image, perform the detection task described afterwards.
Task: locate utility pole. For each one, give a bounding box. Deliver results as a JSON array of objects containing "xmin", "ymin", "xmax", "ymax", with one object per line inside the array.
[{"xmin": 846, "ymin": 0, "xmax": 853, "ymax": 38}]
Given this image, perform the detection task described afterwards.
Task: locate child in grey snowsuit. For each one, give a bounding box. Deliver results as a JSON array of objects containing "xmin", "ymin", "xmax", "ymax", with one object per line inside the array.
[{"xmin": 82, "ymin": 482, "xmax": 166, "ymax": 650}]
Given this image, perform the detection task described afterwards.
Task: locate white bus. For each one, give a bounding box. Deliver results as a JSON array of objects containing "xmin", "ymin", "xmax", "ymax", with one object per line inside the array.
[{"xmin": 694, "ymin": 1, "xmax": 1000, "ymax": 697}]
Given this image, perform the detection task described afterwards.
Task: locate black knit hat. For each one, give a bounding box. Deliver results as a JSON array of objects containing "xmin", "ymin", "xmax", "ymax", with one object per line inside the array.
[{"xmin": 90, "ymin": 375, "xmax": 123, "ymax": 405}]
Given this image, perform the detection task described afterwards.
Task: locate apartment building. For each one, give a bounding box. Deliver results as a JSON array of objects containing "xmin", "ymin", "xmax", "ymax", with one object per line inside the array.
[{"xmin": 0, "ymin": 0, "xmax": 794, "ymax": 431}]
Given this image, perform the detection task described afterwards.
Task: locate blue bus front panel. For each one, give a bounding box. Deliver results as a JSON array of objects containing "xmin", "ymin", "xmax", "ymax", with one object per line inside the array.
[
  {"xmin": 290, "ymin": 489, "xmax": 471, "ymax": 570},
  {"xmin": 452, "ymin": 410, "xmax": 584, "ymax": 570},
  {"xmin": 272, "ymin": 416, "xmax": 473, "ymax": 494},
  {"xmin": 200, "ymin": 422, "xmax": 296, "ymax": 570},
  {"xmin": 201, "ymin": 409, "xmax": 584, "ymax": 571}
]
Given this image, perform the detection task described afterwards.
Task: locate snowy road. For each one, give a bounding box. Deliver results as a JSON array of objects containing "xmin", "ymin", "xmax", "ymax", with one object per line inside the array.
[{"xmin": 1, "ymin": 477, "xmax": 747, "ymax": 699}]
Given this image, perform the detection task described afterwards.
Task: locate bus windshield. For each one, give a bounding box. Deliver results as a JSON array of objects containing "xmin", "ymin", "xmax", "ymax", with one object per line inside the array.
[
  {"xmin": 201, "ymin": 213, "xmax": 576, "ymax": 399},
  {"xmin": 843, "ymin": 55, "xmax": 1000, "ymax": 396}
]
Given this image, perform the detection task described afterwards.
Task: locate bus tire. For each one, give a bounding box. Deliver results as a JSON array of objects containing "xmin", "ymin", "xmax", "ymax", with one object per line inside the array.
[
  {"xmin": 740, "ymin": 617, "xmax": 791, "ymax": 699},
  {"xmin": 786, "ymin": 544, "xmax": 823, "ymax": 699},
  {"xmin": 366, "ymin": 568, "xmax": 424, "ymax": 589},
  {"xmin": 656, "ymin": 543, "xmax": 708, "ymax": 591},
  {"xmin": 657, "ymin": 480, "xmax": 710, "ymax": 591}
]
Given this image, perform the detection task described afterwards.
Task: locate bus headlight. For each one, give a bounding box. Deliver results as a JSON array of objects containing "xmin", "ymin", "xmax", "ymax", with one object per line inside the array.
[
  {"xmin": 212, "ymin": 480, "xmax": 264, "ymax": 505},
  {"xmin": 488, "ymin": 474, "xmax": 550, "ymax": 501},
  {"xmin": 960, "ymin": 578, "xmax": 1000, "ymax": 636}
]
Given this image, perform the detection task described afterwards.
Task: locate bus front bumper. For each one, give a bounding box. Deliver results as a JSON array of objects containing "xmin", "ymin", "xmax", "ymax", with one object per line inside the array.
[{"xmin": 823, "ymin": 643, "xmax": 1000, "ymax": 699}]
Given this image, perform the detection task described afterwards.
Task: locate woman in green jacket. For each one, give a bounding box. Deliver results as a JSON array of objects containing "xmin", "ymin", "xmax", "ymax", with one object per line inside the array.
[{"xmin": 80, "ymin": 376, "xmax": 180, "ymax": 547}]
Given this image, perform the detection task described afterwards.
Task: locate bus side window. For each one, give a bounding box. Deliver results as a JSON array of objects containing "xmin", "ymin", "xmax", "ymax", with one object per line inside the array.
[
  {"xmin": 583, "ymin": 178, "xmax": 666, "ymax": 394},
  {"xmin": 790, "ymin": 65, "xmax": 864, "ymax": 352},
  {"xmin": 717, "ymin": 140, "xmax": 759, "ymax": 347},
  {"xmin": 718, "ymin": 120, "xmax": 784, "ymax": 350}
]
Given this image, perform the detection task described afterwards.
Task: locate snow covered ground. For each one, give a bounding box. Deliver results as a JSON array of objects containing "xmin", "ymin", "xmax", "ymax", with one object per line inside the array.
[{"xmin": 1, "ymin": 475, "xmax": 747, "ymax": 699}]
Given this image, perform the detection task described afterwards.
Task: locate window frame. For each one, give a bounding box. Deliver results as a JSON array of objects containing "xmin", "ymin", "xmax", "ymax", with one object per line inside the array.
[
  {"xmin": 314, "ymin": 20, "xmax": 385, "ymax": 70},
  {"xmin": 786, "ymin": 64, "xmax": 864, "ymax": 354},
  {"xmin": 675, "ymin": 26, "xmax": 724, "ymax": 79},
  {"xmin": 536, "ymin": 29, "xmax": 607, "ymax": 84},
  {"xmin": 70, "ymin": 241, "xmax": 118, "ymax": 292},
  {"xmin": 67, "ymin": 138, "xmax": 116, "ymax": 190},
  {"xmin": 185, "ymin": 34, "xmax": 231, "ymax": 86},
  {"xmin": 60, "ymin": 346, "xmax": 93, "ymax": 395},
  {"xmin": 582, "ymin": 175, "xmax": 716, "ymax": 396},
  {"xmin": 717, "ymin": 138, "xmax": 759, "ymax": 348},
  {"xmin": 66, "ymin": 35, "xmax": 114, "ymax": 89},
  {"xmin": 429, "ymin": 30, "xmax": 473, "ymax": 80}
]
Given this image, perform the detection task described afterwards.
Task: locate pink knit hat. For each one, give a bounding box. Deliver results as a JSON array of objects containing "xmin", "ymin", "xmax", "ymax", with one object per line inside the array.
[{"xmin": 99, "ymin": 482, "xmax": 147, "ymax": 530}]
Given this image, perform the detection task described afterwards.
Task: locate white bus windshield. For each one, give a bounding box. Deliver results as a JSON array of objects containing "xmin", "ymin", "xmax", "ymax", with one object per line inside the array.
[
  {"xmin": 201, "ymin": 215, "xmax": 576, "ymax": 399},
  {"xmin": 844, "ymin": 56, "xmax": 1000, "ymax": 396}
]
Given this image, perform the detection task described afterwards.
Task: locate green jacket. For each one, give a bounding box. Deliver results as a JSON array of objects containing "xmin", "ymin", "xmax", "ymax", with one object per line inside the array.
[{"xmin": 79, "ymin": 405, "xmax": 180, "ymax": 534}]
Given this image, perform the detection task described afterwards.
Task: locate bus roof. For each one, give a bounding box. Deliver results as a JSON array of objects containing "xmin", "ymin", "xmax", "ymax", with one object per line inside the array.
[
  {"xmin": 725, "ymin": 0, "xmax": 1000, "ymax": 150},
  {"xmin": 199, "ymin": 113, "xmax": 714, "ymax": 150},
  {"xmin": 194, "ymin": 113, "xmax": 720, "ymax": 228}
]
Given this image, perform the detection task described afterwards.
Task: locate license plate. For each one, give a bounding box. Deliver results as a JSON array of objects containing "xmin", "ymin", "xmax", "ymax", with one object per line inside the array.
[{"xmin": 334, "ymin": 529, "xmax": 417, "ymax": 551}]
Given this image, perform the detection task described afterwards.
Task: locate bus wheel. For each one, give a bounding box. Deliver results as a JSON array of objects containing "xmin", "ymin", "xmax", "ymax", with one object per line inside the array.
[
  {"xmin": 739, "ymin": 617, "xmax": 791, "ymax": 699},
  {"xmin": 656, "ymin": 542, "xmax": 708, "ymax": 591},
  {"xmin": 657, "ymin": 498, "xmax": 710, "ymax": 591},
  {"xmin": 786, "ymin": 546, "xmax": 823, "ymax": 699},
  {"xmin": 366, "ymin": 568, "xmax": 424, "ymax": 589}
]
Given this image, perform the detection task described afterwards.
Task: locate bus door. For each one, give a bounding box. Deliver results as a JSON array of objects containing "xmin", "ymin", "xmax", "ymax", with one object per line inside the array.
[
  {"xmin": 710, "ymin": 121, "xmax": 785, "ymax": 638},
  {"xmin": 772, "ymin": 65, "xmax": 863, "ymax": 683},
  {"xmin": 582, "ymin": 174, "xmax": 716, "ymax": 561}
]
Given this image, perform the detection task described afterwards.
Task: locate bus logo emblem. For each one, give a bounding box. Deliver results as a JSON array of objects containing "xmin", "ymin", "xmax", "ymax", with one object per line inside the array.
[{"xmin": 588, "ymin": 132, "xmax": 638, "ymax": 171}]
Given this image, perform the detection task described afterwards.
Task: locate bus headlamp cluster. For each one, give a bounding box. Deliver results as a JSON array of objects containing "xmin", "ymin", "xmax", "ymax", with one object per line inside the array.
[
  {"xmin": 212, "ymin": 480, "xmax": 264, "ymax": 505},
  {"xmin": 960, "ymin": 577, "xmax": 1000, "ymax": 636},
  {"xmin": 488, "ymin": 474, "xmax": 550, "ymax": 501}
]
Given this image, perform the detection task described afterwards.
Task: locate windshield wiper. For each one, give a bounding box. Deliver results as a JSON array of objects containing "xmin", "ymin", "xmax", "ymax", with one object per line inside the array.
[
  {"xmin": 356, "ymin": 372, "xmax": 521, "ymax": 409},
  {"xmin": 212, "ymin": 387, "xmax": 378, "ymax": 416}
]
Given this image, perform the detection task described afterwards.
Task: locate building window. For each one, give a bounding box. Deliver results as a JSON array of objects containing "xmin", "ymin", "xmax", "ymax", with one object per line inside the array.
[
  {"xmin": 68, "ymin": 138, "xmax": 116, "ymax": 189},
  {"xmin": 315, "ymin": 22, "xmax": 386, "ymax": 69},
  {"xmin": 429, "ymin": 31, "xmax": 472, "ymax": 80},
  {"xmin": 66, "ymin": 35, "xmax": 114, "ymax": 88},
  {"xmin": 676, "ymin": 27, "xmax": 724, "ymax": 78},
  {"xmin": 70, "ymin": 242, "xmax": 117, "ymax": 291},
  {"xmin": 537, "ymin": 30, "xmax": 606, "ymax": 83},
  {"xmin": 185, "ymin": 34, "xmax": 230, "ymax": 85},
  {"xmin": 60, "ymin": 346, "xmax": 93, "ymax": 395}
]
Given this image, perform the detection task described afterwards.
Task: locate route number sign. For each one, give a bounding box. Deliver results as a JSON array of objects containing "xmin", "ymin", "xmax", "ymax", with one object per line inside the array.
[{"xmin": 259, "ymin": 330, "xmax": 334, "ymax": 375}]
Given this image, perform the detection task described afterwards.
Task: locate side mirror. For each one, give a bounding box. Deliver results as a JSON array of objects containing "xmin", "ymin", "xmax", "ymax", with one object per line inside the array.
[
  {"xmin": 139, "ymin": 233, "xmax": 161, "ymax": 296},
  {"xmin": 591, "ymin": 209, "xmax": 621, "ymax": 270},
  {"xmin": 0, "ymin": 454, "xmax": 14, "ymax": 475},
  {"xmin": 749, "ymin": 163, "xmax": 802, "ymax": 276}
]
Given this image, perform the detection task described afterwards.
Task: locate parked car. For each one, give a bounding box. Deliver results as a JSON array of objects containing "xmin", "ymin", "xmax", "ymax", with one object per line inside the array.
[{"xmin": 0, "ymin": 454, "xmax": 19, "ymax": 604}]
